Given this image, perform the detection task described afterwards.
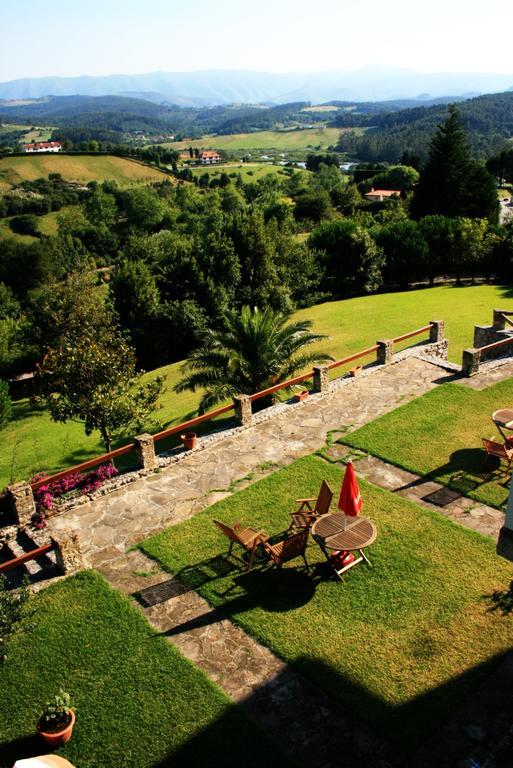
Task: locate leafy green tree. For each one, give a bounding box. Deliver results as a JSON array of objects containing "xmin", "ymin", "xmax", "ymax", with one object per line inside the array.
[
  {"xmin": 9, "ymin": 214, "xmax": 39, "ymax": 237},
  {"xmin": 309, "ymin": 219, "xmax": 384, "ymax": 295},
  {"xmin": 411, "ymin": 106, "xmax": 498, "ymax": 222},
  {"xmin": 375, "ymin": 220, "xmax": 429, "ymax": 287},
  {"xmin": 419, "ymin": 215, "xmax": 457, "ymax": 283},
  {"xmin": 110, "ymin": 258, "xmax": 160, "ymax": 365},
  {"xmin": 34, "ymin": 313, "xmax": 164, "ymax": 453},
  {"xmin": 175, "ymin": 305, "xmax": 332, "ymax": 412},
  {"xmin": 123, "ymin": 186, "xmax": 165, "ymax": 230},
  {"xmin": 371, "ymin": 165, "xmax": 419, "ymax": 191},
  {"xmin": 84, "ymin": 188, "xmax": 118, "ymax": 226}
]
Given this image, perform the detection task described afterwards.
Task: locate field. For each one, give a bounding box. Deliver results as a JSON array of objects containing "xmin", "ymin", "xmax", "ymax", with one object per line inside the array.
[
  {"xmin": 142, "ymin": 454, "xmax": 513, "ymax": 750},
  {"xmin": 168, "ymin": 126, "xmax": 342, "ymax": 152},
  {"xmin": 300, "ymin": 105, "xmax": 340, "ymax": 112},
  {"xmin": 0, "ymin": 154, "xmax": 170, "ymax": 189},
  {"xmin": 3, "ymin": 283, "xmax": 512, "ymax": 489},
  {"xmin": 0, "ymin": 124, "xmax": 54, "ymax": 142},
  {"xmin": 0, "ymin": 208, "xmax": 72, "ymax": 242},
  {"xmin": 189, "ymin": 162, "xmax": 299, "ymax": 182},
  {"xmin": 0, "ymin": 570, "xmax": 288, "ymax": 768}
]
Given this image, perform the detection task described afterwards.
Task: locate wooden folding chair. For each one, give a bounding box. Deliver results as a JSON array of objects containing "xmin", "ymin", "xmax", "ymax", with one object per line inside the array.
[
  {"xmin": 288, "ymin": 480, "xmax": 333, "ymax": 530},
  {"xmin": 482, "ymin": 437, "xmax": 513, "ymax": 475},
  {"xmin": 213, "ymin": 519, "xmax": 268, "ymax": 571},
  {"xmin": 263, "ymin": 529, "xmax": 310, "ymax": 571}
]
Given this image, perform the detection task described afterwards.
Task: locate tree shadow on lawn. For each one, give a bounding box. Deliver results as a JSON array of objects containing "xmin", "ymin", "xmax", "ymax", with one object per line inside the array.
[{"xmin": 401, "ymin": 448, "xmax": 510, "ymax": 506}]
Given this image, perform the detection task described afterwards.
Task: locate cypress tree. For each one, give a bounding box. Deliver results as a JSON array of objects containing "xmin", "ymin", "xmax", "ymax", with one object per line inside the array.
[{"xmin": 412, "ymin": 106, "xmax": 498, "ymax": 222}]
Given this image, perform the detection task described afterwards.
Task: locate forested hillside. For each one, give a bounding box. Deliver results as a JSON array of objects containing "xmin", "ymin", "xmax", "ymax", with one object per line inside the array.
[{"xmin": 336, "ymin": 91, "xmax": 513, "ymax": 161}]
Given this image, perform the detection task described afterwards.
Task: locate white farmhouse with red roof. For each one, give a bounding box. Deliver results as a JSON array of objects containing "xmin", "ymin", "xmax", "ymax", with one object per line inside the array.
[
  {"xmin": 199, "ymin": 150, "xmax": 221, "ymax": 164},
  {"xmin": 22, "ymin": 141, "xmax": 62, "ymax": 153}
]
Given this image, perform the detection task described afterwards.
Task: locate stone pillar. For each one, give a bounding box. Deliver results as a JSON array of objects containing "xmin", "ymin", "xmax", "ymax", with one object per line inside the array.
[
  {"xmin": 134, "ymin": 433, "xmax": 158, "ymax": 471},
  {"xmin": 493, "ymin": 309, "xmax": 509, "ymax": 330},
  {"xmin": 429, "ymin": 320, "xmax": 445, "ymax": 343},
  {"xmin": 6, "ymin": 482, "xmax": 36, "ymax": 526},
  {"xmin": 376, "ymin": 339, "xmax": 394, "ymax": 366},
  {"xmin": 497, "ymin": 481, "xmax": 513, "ymax": 562},
  {"xmin": 462, "ymin": 348, "xmax": 480, "ymax": 377},
  {"xmin": 51, "ymin": 532, "xmax": 84, "ymax": 575},
  {"xmin": 233, "ymin": 395, "xmax": 252, "ymax": 427},
  {"xmin": 312, "ymin": 365, "xmax": 329, "ymax": 394},
  {"xmin": 473, "ymin": 325, "xmax": 495, "ymax": 348}
]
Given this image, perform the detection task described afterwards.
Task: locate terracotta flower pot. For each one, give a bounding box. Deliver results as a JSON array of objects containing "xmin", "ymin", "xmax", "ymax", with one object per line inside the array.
[
  {"xmin": 293, "ymin": 390, "xmax": 309, "ymax": 403},
  {"xmin": 181, "ymin": 432, "xmax": 197, "ymax": 450},
  {"xmin": 38, "ymin": 708, "xmax": 75, "ymax": 747}
]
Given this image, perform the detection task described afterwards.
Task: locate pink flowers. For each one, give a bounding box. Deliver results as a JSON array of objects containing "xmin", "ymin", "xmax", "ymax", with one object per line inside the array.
[{"xmin": 31, "ymin": 464, "xmax": 119, "ymax": 523}]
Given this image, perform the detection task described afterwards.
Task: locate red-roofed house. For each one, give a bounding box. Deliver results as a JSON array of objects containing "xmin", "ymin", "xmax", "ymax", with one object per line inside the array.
[
  {"xmin": 22, "ymin": 141, "xmax": 62, "ymax": 153},
  {"xmin": 199, "ymin": 150, "xmax": 221, "ymax": 165},
  {"xmin": 364, "ymin": 188, "xmax": 401, "ymax": 201}
]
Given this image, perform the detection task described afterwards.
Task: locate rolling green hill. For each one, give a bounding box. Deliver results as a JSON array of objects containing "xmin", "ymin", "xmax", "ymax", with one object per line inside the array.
[{"xmin": 0, "ymin": 154, "xmax": 170, "ymax": 190}]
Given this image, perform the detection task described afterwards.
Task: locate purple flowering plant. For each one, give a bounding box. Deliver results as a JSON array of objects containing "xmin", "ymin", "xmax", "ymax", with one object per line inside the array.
[{"xmin": 31, "ymin": 464, "xmax": 118, "ymax": 527}]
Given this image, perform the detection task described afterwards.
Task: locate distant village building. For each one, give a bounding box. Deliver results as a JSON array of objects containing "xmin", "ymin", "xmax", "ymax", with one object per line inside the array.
[
  {"xmin": 364, "ymin": 188, "xmax": 401, "ymax": 202},
  {"xmin": 199, "ymin": 150, "xmax": 221, "ymax": 165},
  {"xmin": 22, "ymin": 141, "xmax": 62, "ymax": 153}
]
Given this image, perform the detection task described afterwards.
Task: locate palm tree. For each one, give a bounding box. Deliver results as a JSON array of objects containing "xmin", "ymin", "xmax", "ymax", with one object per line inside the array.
[{"xmin": 175, "ymin": 305, "xmax": 332, "ymax": 413}]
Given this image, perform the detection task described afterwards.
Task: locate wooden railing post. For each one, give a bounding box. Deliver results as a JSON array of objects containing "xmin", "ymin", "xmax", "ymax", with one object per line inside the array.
[
  {"xmin": 6, "ymin": 482, "xmax": 36, "ymax": 526},
  {"xmin": 313, "ymin": 365, "xmax": 329, "ymax": 394},
  {"xmin": 134, "ymin": 433, "xmax": 158, "ymax": 471},
  {"xmin": 376, "ymin": 339, "xmax": 394, "ymax": 365},
  {"xmin": 233, "ymin": 395, "xmax": 252, "ymax": 427}
]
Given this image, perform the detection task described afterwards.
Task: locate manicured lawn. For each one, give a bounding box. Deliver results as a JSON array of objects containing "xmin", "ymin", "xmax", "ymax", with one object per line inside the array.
[
  {"xmin": 0, "ymin": 570, "xmax": 292, "ymax": 768},
  {"xmin": 344, "ymin": 376, "xmax": 513, "ymax": 509},
  {"xmin": 3, "ymin": 284, "xmax": 513, "ymax": 489},
  {"xmin": 0, "ymin": 155, "xmax": 169, "ymax": 189},
  {"xmin": 141, "ymin": 454, "xmax": 513, "ymax": 751}
]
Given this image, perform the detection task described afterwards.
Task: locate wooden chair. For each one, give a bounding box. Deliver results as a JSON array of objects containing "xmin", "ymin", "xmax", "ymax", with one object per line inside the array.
[
  {"xmin": 482, "ymin": 438, "xmax": 513, "ymax": 474},
  {"xmin": 213, "ymin": 519, "xmax": 268, "ymax": 571},
  {"xmin": 263, "ymin": 530, "xmax": 310, "ymax": 570},
  {"xmin": 288, "ymin": 480, "xmax": 333, "ymax": 530}
]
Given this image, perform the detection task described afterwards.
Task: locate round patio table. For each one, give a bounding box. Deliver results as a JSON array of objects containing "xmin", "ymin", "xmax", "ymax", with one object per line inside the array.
[
  {"xmin": 492, "ymin": 409, "xmax": 513, "ymax": 441},
  {"xmin": 311, "ymin": 513, "xmax": 377, "ymax": 580}
]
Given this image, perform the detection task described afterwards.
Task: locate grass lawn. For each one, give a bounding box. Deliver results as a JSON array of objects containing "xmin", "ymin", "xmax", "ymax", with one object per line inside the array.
[
  {"xmin": 0, "ymin": 570, "xmax": 292, "ymax": 768},
  {"xmin": 344, "ymin": 376, "xmax": 513, "ymax": 509},
  {"xmin": 166, "ymin": 127, "xmax": 341, "ymax": 152},
  {"xmin": 0, "ymin": 154, "xmax": 169, "ymax": 189},
  {"xmin": 3, "ymin": 283, "xmax": 513, "ymax": 489},
  {"xmin": 141, "ymin": 454, "xmax": 513, "ymax": 752}
]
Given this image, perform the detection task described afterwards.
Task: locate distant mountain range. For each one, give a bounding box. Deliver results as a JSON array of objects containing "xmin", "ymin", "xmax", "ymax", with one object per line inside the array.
[{"xmin": 1, "ymin": 67, "xmax": 513, "ymax": 105}]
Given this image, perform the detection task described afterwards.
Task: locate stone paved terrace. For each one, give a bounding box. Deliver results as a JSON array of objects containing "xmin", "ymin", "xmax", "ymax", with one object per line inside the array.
[{"xmin": 47, "ymin": 354, "xmax": 462, "ymax": 568}]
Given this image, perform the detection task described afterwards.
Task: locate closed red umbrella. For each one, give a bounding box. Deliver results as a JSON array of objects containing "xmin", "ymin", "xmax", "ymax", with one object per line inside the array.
[{"xmin": 338, "ymin": 460, "xmax": 363, "ymax": 517}]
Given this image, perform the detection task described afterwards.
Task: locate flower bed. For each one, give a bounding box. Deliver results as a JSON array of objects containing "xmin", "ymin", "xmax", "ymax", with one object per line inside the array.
[{"xmin": 31, "ymin": 464, "xmax": 118, "ymax": 527}]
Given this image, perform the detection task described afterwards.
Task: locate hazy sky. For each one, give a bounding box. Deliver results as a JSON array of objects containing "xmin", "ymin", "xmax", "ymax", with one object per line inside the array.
[{"xmin": 1, "ymin": 0, "xmax": 510, "ymax": 81}]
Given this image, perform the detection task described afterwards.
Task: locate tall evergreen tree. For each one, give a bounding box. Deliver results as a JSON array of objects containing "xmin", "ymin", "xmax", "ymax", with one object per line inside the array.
[{"xmin": 411, "ymin": 106, "xmax": 498, "ymax": 222}]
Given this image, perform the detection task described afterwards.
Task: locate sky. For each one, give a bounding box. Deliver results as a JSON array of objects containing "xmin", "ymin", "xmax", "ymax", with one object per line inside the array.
[{"xmin": 1, "ymin": 0, "xmax": 511, "ymax": 81}]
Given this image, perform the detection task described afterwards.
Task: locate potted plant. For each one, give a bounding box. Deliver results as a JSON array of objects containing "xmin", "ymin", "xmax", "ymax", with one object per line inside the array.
[
  {"xmin": 38, "ymin": 689, "xmax": 75, "ymax": 747},
  {"xmin": 180, "ymin": 431, "xmax": 197, "ymax": 450},
  {"xmin": 293, "ymin": 390, "xmax": 309, "ymax": 403}
]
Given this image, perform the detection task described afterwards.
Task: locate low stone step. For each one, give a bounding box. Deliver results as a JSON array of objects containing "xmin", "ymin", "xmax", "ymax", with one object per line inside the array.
[{"xmin": 3, "ymin": 537, "xmax": 43, "ymax": 577}]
